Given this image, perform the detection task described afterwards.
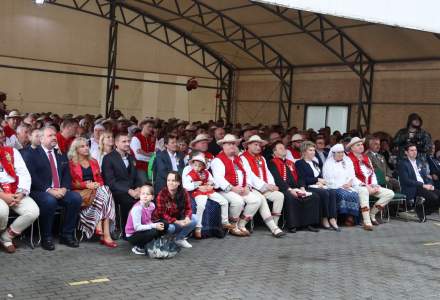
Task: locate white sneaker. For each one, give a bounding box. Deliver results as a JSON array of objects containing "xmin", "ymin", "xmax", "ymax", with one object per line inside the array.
[
  {"xmin": 131, "ymin": 246, "xmax": 145, "ymax": 255},
  {"xmin": 175, "ymin": 239, "xmax": 192, "ymax": 248}
]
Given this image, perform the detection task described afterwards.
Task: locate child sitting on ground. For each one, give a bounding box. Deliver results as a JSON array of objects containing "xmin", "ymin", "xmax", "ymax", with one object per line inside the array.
[
  {"xmin": 125, "ymin": 185, "xmax": 166, "ymax": 255},
  {"xmin": 183, "ymin": 152, "xmax": 235, "ymax": 239}
]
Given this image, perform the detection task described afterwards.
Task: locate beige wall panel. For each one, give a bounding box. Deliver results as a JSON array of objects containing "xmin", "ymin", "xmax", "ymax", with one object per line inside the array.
[
  {"xmin": 0, "ymin": 0, "xmax": 108, "ymax": 67},
  {"xmin": 370, "ymin": 105, "xmax": 440, "ymax": 139}
]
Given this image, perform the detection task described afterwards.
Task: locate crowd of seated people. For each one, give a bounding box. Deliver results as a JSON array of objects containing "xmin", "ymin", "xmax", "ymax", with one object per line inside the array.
[{"xmin": 1, "ymin": 108, "xmax": 440, "ymax": 255}]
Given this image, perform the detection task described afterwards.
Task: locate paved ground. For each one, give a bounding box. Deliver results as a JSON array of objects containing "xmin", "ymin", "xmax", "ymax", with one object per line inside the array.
[{"xmin": 2, "ymin": 216, "xmax": 440, "ymax": 300}]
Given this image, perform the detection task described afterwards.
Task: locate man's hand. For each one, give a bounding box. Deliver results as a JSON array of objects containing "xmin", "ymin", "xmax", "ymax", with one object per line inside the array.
[
  {"xmin": 423, "ymin": 184, "xmax": 435, "ymax": 191},
  {"xmin": 366, "ymin": 185, "xmax": 380, "ymax": 195},
  {"xmin": 267, "ymin": 184, "xmax": 279, "ymax": 192},
  {"xmin": 1, "ymin": 193, "xmax": 18, "ymax": 206},
  {"xmin": 231, "ymin": 186, "xmax": 243, "ymax": 195},
  {"xmin": 289, "ymin": 189, "xmax": 298, "ymax": 198},
  {"xmin": 48, "ymin": 188, "xmax": 64, "ymax": 199}
]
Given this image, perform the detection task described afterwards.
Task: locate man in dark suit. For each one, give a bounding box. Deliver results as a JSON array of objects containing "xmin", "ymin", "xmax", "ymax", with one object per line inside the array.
[
  {"xmin": 102, "ymin": 132, "xmax": 142, "ymax": 237},
  {"xmin": 23, "ymin": 126, "xmax": 82, "ymax": 251},
  {"xmin": 153, "ymin": 134, "xmax": 184, "ymax": 195},
  {"xmin": 398, "ymin": 143, "xmax": 440, "ymax": 221},
  {"xmin": 314, "ymin": 136, "xmax": 328, "ymax": 169}
]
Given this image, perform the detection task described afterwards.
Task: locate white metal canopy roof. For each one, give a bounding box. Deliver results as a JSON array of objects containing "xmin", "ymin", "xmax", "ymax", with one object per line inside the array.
[{"xmin": 255, "ymin": 0, "xmax": 440, "ymax": 35}]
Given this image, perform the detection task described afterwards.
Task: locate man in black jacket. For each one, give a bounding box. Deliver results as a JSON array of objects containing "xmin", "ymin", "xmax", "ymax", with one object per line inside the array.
[
  {"xmin": 398, "ymin": 144, "xmax": 440, "ymax": 221},
  {"xmin": 102, "ymin": 132, "xmax": 142, "ymax": 237},
  {"xmin": 153, "ymin": 134, "xmax": 185, "ymax": 195}
]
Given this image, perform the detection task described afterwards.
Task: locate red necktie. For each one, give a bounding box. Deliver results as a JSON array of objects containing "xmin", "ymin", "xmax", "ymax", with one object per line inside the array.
[{"xmin": 48, "ymin": 150, "xmax": 60, "ymax": 188}]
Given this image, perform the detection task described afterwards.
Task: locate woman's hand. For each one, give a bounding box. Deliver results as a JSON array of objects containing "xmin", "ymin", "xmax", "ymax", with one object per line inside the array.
[
  {"xmin": 86, "ymin": 181, "xmax": 99, "ymax": 189},
  {"xmin": 156, "ymin": 222, "xmax": 164, "ymax": 231},
  {"xmin": 318, "ymin": 178, "xmax": 326, "ymax": 185}
]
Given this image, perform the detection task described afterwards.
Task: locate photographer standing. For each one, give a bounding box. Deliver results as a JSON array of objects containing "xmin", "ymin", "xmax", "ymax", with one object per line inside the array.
[{"xmin": 394, "ymin": 113, "xmax": 432, "ymax": 162}]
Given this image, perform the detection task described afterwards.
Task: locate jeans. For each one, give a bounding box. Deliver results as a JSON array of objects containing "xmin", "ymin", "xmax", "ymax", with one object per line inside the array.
[{"xmin": 167, "ymin": 214, "xmax": 197, "ymax": 241}]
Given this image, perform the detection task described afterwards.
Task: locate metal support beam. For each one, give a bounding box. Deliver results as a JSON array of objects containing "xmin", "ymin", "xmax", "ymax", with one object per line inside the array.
[
  {"xmin": 133, "ymin": 0, "xmax": 294, "ymax": 126},
  {"xmin": 105, "ymin": 0, "xmax": 118, "ymax": 117},
  {"xmin": 357, "ymin": 62, "xmax": 374, "ymax": 135},
  {"xmin": 254, "ymin": 2, "xmax": 374, "ymax": 134},
  {"xmin": 45, "ymin": 0, "xmax": 235, "ymax": 121}
]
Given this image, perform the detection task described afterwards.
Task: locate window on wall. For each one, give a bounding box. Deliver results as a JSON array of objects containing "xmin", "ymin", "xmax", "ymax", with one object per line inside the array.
[{"xmin": 305, "ymin": 105, "xmax": 349, "ymax": 133}]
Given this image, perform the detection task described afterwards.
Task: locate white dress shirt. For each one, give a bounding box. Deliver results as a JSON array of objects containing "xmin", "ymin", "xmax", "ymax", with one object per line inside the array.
[
  {"xmin": 168, "ymin": 150, "xmax": 178, "ymax": 171},
  {"xmin": 0, "ymin": 148, "xmax": 31, "ymax": 194},
  {"xmin": 306, "ymin": 160, "xmax": 320, "ymax": 177},
  {"xmin": 130, "ymin": 135, "xmax": 152, "ymax": 162},
  {"xmin": 240, "ymin": 155, "xmax": 275, "ymax": 190},
  {"xmin": 409, "ymin": 159, "xmax": 424, "ymax": 183},
  {"xmin": 211, "ymin": 157, "xmax": 245, "ymax": 191}
]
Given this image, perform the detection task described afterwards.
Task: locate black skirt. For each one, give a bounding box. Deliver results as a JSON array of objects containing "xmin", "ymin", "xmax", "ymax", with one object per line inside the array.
[{"xmin": 283, "ymin": 191, "xmax": 320, "ymax": 228}]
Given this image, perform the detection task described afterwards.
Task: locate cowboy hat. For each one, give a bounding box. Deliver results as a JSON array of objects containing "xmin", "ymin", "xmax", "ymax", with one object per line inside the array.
[
  {"xmin": 291, "ymin": 134, "xmax": 303, "ymax": 142},
  {"xmin": 5, "ymin": 110, "xmax": 23, "ymax": 119},
  {"xmin": 189, "ymin": 153, "xmax": 206, "ymax": 165},
  {"xmin": 243, "ymin": 135, "xmax": 268, "ymax": 147},
  {"xmin": 190, "ymin": 134, "xmax": 212, "ymax": 148},
  {"xmin": 217, "ymin": 134, "xmax": 241, "ymax": 146},
  {"xmin": 345, "ymin": 137, "xmax": 365, "ymax": 151},
  {"xmin": 185, "ymin": 124, "xmax": 197, "ymax": 132}
]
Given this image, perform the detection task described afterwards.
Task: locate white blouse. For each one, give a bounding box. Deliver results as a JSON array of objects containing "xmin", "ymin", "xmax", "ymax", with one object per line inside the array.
[{"xmin": 323, "ymin": 158, "xmax": 357, "ymax": 189}]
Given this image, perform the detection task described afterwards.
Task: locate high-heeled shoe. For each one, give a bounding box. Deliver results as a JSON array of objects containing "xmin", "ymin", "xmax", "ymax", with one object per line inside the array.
[
  {"xmin": 330, "ymin": 224, "xmax": 341, "ymax": 232},
  {"xmin": 100, "ymin": 239, "xmax": 118, "ymax": 248}
]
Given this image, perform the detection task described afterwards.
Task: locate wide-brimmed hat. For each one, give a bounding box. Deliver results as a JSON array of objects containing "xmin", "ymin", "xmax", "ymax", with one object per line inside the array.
[
  {"xmin": 243, "ymin": 135, "xmax": 268, "ymax": 147},
  {"xmin": 190, "ymin": 134, "xmax": 212, "ymax": 147},
  {"xmin": 291, "ymin": 134, "xmax": 304, "ymax": 142},
  {"xmin": 185, "ymin": 124, "xmax": 197, "ymax": 132},
  {"xmin": 217, "ymin": 134, "xmax": 241, "ymax": 146},
  {"xmin": 189, "ymin": 153, "xmax": 206, "ymax": 165},
  {"xmin": 345, "ymin": 137, "xmax": 365, "ymax": 151},
  {"xmin": 5, "ymin": 110, "xmax": 23, "ymax": 119}
]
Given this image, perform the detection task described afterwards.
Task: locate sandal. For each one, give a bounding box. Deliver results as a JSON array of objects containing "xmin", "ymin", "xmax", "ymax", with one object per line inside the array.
[
  {"xmin": 238, "ymin": 227, "xmax": 251, "ymax": 236},
  {"xmin": 0, "ymin": 240, "xmax": 16, "ymax": 253},
  {"xmin": 229, "ymin": 228, "xmax": 247, "ymax": 237},
  {"xmin": 222, "ymin": 223, "xmax": 236, "ymax": 230}
]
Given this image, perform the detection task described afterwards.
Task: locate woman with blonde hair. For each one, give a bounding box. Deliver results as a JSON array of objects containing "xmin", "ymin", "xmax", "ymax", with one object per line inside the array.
[
  {"xmin": 68, "ymin": 137, "xmax": 117, "ymax": 248},
  {"xmin": 92, "ymin": 131, "xmax": 114, "ymax": 167},
  {"xmin": 295, "ymin": 141, "xmax": 339, "ymax": 231}
]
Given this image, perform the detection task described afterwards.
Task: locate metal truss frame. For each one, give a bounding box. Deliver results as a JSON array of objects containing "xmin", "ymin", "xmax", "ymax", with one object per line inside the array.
[
  {"xmin": 132, "ymin": 0, "xmax": 294, "ymax": 127},
  {"xmin": 45, "ymin": 0, "xmax": 234, "ymax": 122},
  {"xmin": 254, "ymin": 2, "xmax": 375, "ymax": 134}
]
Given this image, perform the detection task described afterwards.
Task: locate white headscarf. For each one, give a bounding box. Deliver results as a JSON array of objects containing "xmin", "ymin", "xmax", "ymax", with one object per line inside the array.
[
  {"xmin": 323, "ymin": 143, "xmax": 356, "ymax": 189},
  {"xmin": 325, "ymin": 143, "xmax": 347, "ymax": 165}
]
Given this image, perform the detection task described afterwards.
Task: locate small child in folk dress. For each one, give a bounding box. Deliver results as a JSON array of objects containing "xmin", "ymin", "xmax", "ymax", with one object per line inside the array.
[{"xmin": 182, "ymin": 152, "xmax": 235, "ymax": 238}]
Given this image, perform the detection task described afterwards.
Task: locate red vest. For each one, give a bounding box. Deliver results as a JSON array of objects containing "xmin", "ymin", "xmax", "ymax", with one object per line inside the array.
[
  {"xmin": 271, "ymin": 157, "xmax": 298, "ymax": 182},
  {"xmin": 288, "ymin": 146, "xmax": 301, "ymax": 160},
  {"xmin": 3, "ymin": 125, "xmax": 16, "ymax": 138},
  {"xmin": 188, "ymin": 169, "xmax": 213, "ymax": 197},
  {"xmin": 241, "ymin": 151, "xmax": 268, "ymax": 183},
  {"xmin": 134, "ymin": 133, "xmax": 156, "ymax": 171},
  {"xmin": 348, "ymin": 152, "xmax": 374, "ymax": 184},
  {"xmin": 0, "ymin": 147, "xmax": 18, "ymax": 193},
  {"xmin": 56, "ymin": 132, "xmax": 74, "ymax": 154},
  {"xmin": 216, "ymin": 151, "xmax": 247, "ymax": 187}
]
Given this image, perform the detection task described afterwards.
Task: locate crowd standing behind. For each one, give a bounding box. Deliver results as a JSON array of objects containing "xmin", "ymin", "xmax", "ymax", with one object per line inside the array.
[{"xmin": 0, "ymin": 108, "xmax": 439, "ymax": 255}]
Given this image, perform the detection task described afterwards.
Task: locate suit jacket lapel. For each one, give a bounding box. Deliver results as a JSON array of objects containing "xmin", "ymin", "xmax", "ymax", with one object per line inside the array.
[
  {"xmin": 406, "ymin": 159, "xmax": 417, "ymax": 180},
  {"xmin": 164, "ymin": 150, "xmax": 172, "ymax": 169},
  {"xmin": 115, "ymin": 151, "xmax": 129, "ymax": 176}
]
